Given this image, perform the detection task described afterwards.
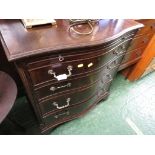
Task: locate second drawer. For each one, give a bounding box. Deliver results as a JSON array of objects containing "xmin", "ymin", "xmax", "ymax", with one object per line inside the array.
[
  {"xmin": 121, "ymin": 46, "xmax": 145, "ymax": 64},
  {"xmin": 127, "ymin": 33, "xmax": 152, "ymax": 51}
]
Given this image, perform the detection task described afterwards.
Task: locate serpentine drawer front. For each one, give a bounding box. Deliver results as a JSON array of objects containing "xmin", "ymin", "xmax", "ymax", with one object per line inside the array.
[
  {"xmin": 0, "ymin": 19, "xmax": 142, "ymax": 134},
  {"xmin": 34, "ymin": 64, "xmax": 117, "ymax": 101},
  {"xmin": 120, "ymin": 46, "xmax": 145, "ymax": 65},
  {"xmin": 27, "ymin": 39, "xmax": 131, "ymax": 87},
  {"xmin": 34, "ymin": 69, "xmax": 102, "ymax": 100},
  {"xmin": 42, "ymin": 91, "xmax": 109, "ymax": 130},
  {"xmin": 39, "ymin": 79, "xmax": 112, "ymax": 116}
]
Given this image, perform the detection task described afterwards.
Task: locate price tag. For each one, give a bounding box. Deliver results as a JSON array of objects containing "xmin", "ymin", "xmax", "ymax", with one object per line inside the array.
[{"xmin": 56, "ymin": 74, "xmax": 67, "ymax": 81}]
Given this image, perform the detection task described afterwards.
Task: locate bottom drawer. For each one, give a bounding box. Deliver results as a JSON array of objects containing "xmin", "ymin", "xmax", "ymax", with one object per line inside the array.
[{"xmin": 42, "ymin": 90, "xmax": 109, "ymax": 126}]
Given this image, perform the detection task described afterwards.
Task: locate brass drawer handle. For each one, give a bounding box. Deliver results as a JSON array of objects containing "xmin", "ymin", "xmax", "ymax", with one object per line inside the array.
[
  {"xmin": 106, "ymin": 74, "xmax": 112, "ymax": 82},
  {"xmin": 113, "ymin": 50, "xmax": 125, "ymax": 55},
  {"xmin": 113, "ymin": 45, "xmax": 126, "ymax": 55},
  {"xmin": 101, "ymin": 74, "xmax": 112, "ymax": 84},
  {"xmin": 97, "ymin": 89, "xmax": 103, "ymax": 97},
  {"xmin": 48, "ymin": 65, "xmax": 73, "ymax": 81},
  {"xmin": 53, "ymin": 98, "xmax": 71, "ymax": 109},
  {"xmin": 107, "ymin": 60, "xmax": 118, "ymax": 69},
  {"xmin": 54, "ymin": 111, "xmax": 70, "ymax": 118},
  {"xmin": 50, "ymin": 83, "xmax": 72, "ymax": 92}
]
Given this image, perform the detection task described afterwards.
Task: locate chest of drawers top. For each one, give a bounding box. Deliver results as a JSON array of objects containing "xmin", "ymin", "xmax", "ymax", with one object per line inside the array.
[{"xmin": 0, "ymin": 19, "xmax": 143, "ymax": 61}]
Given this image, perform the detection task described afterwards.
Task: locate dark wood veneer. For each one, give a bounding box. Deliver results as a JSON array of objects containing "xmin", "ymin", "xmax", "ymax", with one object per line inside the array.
[{"xmin": 0, "ymin": 19, "xmax": 142, "ymax": 134}]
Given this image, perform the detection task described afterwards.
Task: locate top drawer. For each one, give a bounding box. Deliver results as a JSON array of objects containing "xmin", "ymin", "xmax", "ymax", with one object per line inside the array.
[
  {"xmin": 27, "ymin": 39, "xmax": 131, "ymax": 87},
  {"xmin": 127, "ymin": 33, "xmax": 153, "ymax": 52},
  {"xmin": 135, "ymin": 19, "xmax": 155, "ymax": 36}
]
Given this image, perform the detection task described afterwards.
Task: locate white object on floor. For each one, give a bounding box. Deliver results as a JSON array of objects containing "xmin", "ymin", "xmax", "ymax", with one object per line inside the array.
[{"xmin": 125, "ymin": 117, "xmax": 144, "ymax": 135}]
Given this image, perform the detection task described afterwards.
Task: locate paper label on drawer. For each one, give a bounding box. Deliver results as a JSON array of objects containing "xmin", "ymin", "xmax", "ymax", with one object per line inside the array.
[{"xmin": 56, "ymin": 74, "xmax": 67, "ymax": 81}]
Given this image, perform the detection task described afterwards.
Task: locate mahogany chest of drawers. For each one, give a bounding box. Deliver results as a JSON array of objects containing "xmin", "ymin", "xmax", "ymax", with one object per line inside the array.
[
  {"xmin": 119, "ymin": 19, "xmax": 155, "ymax": 71},
  {"xmin": 120, "ymin": 19, "xmax": 155, "ymax": 80},
  {"xmin": 0, "ymin": 19, "xmax": 142, "ymax": 134}
]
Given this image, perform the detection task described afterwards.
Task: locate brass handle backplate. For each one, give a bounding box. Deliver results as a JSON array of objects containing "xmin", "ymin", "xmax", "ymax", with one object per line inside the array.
[
  {"xmin": 113, "ymin": 45, "xmax": 126, "ymax": 55},
  {"xmin": 50, "ymin": 83, "xmax": 72, "ymax": 92},
  {"xmin": 53, "ymin": 98, "xmax": 71, "ymax": 110},
  {"xmin": 48, "ymin": 65, "xmax": 73, "ymax": 81},
  {"xmin": 54, "ymin": 111, "xmax": 70, "ymax": 118},
  {"xmin": 107, "ymin": 60, "xmax": 118, "ymax": 70}
]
